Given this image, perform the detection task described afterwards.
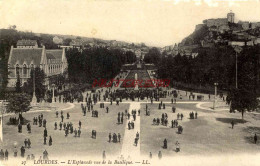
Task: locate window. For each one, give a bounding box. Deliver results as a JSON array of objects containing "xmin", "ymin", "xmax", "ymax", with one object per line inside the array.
[
  {"xmin": 16, "ymin": 64, "xmax": 20, "ymax": 76},
  {"xmin": 23, "ymin": 64, "xmax": 27, "ymax": 76}
]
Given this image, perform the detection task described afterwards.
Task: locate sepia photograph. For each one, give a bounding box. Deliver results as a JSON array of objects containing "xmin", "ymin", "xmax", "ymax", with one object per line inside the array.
[{"xmin": 0, "ymin": 0, "xmax": 260, "ymax": 165}]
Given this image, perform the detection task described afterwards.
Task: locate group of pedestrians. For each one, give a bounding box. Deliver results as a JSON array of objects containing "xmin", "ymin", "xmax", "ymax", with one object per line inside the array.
[
  {"xmin": 23, "ymin": 139, "xmax": 31, "ymax": 148},
  {"xmin": 108, "ymin": 133, "xmax": 121, "ymax": 143},
  {"xmin": 0, "ymin": 149, "xmax": 8, "ymax": 160},
  {"xmin": 189, "ymin": 112, "xmax": 197, "ymax": 119},
  {"xmin": 117, "ymin": 112, "xmax": 124, "ymax": 124}
]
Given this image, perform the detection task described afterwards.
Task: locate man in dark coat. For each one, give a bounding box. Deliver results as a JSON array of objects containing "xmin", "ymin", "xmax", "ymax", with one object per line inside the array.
[
  {"xmin": 20, "ymin": 146, "xmax": 25, "ymax": 157},
  {"xmin": 163, "ymin": 139, "xmax": 167, "ymax": 149},
  {"xmin": 4, "ymin": 150, "xmax": 8, "ymax": 160},
  {"xmin": 109, "ymin": 133, "xmax": 111, "ymax": 142},
  {"xmin": 254, "ymin": 133, "xmax": 258, "ymax": 144}
]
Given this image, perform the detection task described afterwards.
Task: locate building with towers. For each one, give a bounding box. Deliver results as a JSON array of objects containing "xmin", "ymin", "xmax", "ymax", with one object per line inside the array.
[{"xmin": 227, "ymin": 11, "xmax": 235, "ymax": 23}]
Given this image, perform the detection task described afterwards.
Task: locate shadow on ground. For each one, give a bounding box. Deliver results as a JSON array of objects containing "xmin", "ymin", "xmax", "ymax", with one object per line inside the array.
[
  {"xmin": 251, "ymin": 114, "xmax": 260, "ymax": 121},
  {"xmin": 215, "ymin": 118, "xmax": 248, "ymax": 124},
  {"xmin": 6, "ymin": 118, "xmax": 31, "ymax": 126}
]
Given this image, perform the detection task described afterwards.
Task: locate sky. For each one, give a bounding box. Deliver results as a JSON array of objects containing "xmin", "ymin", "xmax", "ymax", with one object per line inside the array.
[{"xmin": 1, "ymin": 0, "xmax": 260, "ymax": 47}]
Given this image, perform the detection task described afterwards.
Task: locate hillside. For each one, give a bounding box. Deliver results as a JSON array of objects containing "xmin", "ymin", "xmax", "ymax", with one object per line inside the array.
[{"xmin": 180, "ymin": 25, "xmax": 210, "ymax": 46}]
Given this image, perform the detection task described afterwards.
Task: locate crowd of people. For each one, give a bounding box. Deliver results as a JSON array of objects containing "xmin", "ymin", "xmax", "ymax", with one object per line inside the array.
[{"xmin": 3, "ymin": 77, "xmax": 259, "ymax": 163}]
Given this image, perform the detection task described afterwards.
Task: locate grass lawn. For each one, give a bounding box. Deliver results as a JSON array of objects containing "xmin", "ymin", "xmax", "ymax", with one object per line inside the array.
[{"xmin": 0, "ymin": 103, "xmax": 130, "ymax": 159}]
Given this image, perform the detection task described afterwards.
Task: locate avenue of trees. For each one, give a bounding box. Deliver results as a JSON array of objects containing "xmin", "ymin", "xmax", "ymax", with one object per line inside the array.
[
  {"xmin": 144, "ymin": 45, "xmax": 260, "ymax": 114},
  {"xmin": 66, "ymin": 47, "xmax": 136, "ymax": 84}
]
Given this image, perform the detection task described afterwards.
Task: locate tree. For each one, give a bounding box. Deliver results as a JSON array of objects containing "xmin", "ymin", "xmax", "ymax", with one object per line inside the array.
[
  {"xmin": 0, "ymin": 39, "xmax": 10, "ymax": 99},
  {"xmin": 6, "ymin": 93, "xmax": 31, "ymax": 114},
  {"xmin": 63, "ymin": 38, "xmax": 72, "ymax": 46},
  {"xmin": 65, "ymin": 47, "xmax": 130, "ymax": 84},
  {"xmin": 227, "ymin": 46, "xmax": 260, "ymax": 118},
  {"xmin": 229, "ymin": 88, "xmax": 258, "ymax": 119},
  {"xmin": 125, "ymin": 51, "xmax": 137, "ymax": 63},
  {"xmin": 23, "ymin": 67, "xmax": 46, "ymax": 102},
  {"xmin": 8, "ymin": 25, "xmax": 17, "ymax": 30},
  {"xmin": 15, "ymin": 73, "xmax": 22, "ymax": 93},
  {"xmin": 143, "ymin": 47, "xmax": 161, "ymax": 65}
]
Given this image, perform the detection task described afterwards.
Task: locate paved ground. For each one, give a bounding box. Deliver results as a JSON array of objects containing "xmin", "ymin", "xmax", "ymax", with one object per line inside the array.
[
  {"xmin": 0, "ymin": 92, "xmax": 260, "ymax": 166},
  {"xmin": 140, "ymin": 102, "xmax": 260, "ymax": 158},
  {"xmin": 121, "ymin": 102, "xmax": 141, "ymax": 158},
  {"xmin": 1, "ymin": 103, "xmax": 129, "ymax": 159}
]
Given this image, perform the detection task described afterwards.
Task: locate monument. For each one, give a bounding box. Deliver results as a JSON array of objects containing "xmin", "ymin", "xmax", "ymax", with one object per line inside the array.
[
  {"xmin": 30, "ymin": 70, "xmax": 37, "ymax": 106},
  {"xmin": 137, "ymin": 60, "xmax": 142, "ymax": 69},
  {"xmin": 134, "ymin": 73, "xmax": 138, "ymax": 90}
]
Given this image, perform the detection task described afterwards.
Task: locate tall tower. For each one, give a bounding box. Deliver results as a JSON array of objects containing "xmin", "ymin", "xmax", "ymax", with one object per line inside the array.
[{"xmin": 227, "ymin": 10, "xmax": 235, "ymax": 23}]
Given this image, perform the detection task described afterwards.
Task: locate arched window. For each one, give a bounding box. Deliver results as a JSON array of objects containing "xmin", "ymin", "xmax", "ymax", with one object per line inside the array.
[
  {"xmin": 30, "ymin": 64, "xmax": 34, "ymax": 76},
  {"xmin": 16, "ymin": 64, "xmax": 20, "ymax": 76},
  {"xmin": 23, "ymin": 64, "xmax": 27, "ymax": 76}
]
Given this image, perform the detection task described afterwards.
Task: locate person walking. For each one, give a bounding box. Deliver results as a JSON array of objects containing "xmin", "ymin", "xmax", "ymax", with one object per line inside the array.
[
  {"xmin": 13, "ymin": 146, "xmax": 17, "ymax": 157},
  {"xmin": 102, "ymin": 151, "xmax": 106, "ymax": 160},
  {"xmin": 118, "ymin": 133, "xmax": 121, "ymax": 143},
  {"xmin": 49, "ymin": 136, "xmax": 52, "ymax": 146},
  {"xmin": 28, "ymin": 139, "xmax": 31, "ymax": 149},
  {"xmin": 175, "ymin": 141, "xmax": 180, "ymax": 152},
  {"xmin": 149, "ymin": 152, "xmax": 152, "ymax": 159},
  {"xmin": 158, "ymin": 151, "xmax": 162, "ymax": 159},
  {"xmin": 20, "ymin": 146, "xmax": 25, "ymax": 158},
  {"xmin": 254, "ymin": 133, "xmax": 258, "ymax": 144},
  {"xmin": 78, "ymin": 129, "xmax": 81, "ymax": 137},
  {"xmin": 44, "ymin": 136, "xmax": 47, "ymax": 145},
  {"xmin": 109, "ymin": 133, "xmax": 111, "ymax": 143},
  {"xmin": 4, "ymin": 150, "xmax": 8, "ymax": 160},
  {"xmin": 231, "ymin": 121, "xmax": 234, "ymax": 129}
]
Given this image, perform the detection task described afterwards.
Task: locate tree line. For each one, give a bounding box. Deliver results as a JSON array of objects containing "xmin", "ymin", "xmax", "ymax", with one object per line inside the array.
[
  {"xmin": 144, "ymin": 45, "xmax": 260, "ymax": 114},
  {"xmin": 66, "ymin": 47, "xmax": 136, "ymax": 84}
]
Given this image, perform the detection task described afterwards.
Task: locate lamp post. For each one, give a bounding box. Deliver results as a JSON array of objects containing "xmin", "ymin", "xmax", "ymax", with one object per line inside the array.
[
  {"xmin": 213, "ymin": 83, "xmax": 218, "ymax": 110},
  {"xmin": 52, "ymin": 84, "xmax": 55, "ymax": 103},
  {"xmin": 31, "ymin": 68, "xmax": 37, "ymax": 105}
]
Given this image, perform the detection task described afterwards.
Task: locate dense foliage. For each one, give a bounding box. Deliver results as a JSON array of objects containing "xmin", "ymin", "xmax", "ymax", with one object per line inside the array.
[
  {"xmin": 144, "ymin": 45, "xmax": 260, "ymax": 112},
  {"xmin": 143, "ymin": 47, "xmax": 161, "ymax": 66},
  {"xmin": 6, "ymin": 93, "xmax": 31, "ymax": 114},
  {"xmin": 66, "ymin": 47, "xmax": 136, "ymax": 84}
]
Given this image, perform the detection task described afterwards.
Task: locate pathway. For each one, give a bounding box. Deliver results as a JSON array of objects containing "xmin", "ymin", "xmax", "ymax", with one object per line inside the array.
[{"xmin": 121, "ymin": 102, "xmax": 141, "ymax": 158}]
